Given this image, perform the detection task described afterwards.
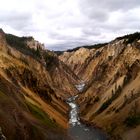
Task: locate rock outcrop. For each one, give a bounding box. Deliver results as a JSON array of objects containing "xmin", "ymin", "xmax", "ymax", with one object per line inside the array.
[
  {"xmin": 59, "ymin": 47, "xmax": 95, "ymax": 79},
  {"xmin": 0, "ymin": 29, "xmax": 79, "ymax": 139},
  {"xmin": 60, "ymin": 32, "xmax": 140, "ymax": 140}
]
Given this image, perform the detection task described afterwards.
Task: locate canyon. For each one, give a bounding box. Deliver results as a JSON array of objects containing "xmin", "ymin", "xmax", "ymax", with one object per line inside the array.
[
  {"xmin": 0, "ymin": 29, "xmax": 79, "ymax": 140},
  {"xmin": 59, "ymin": 33, "xmax": 140, "ymax": 140},
  {"xmin": 1, "ymin": 28, "xmax": 140, "ymax": 140}
]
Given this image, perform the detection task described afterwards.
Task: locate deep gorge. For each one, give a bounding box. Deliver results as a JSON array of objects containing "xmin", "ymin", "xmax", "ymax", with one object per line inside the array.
[{"xmin": 1, "ymin": 29, "xmax": 140, "ymax": 140}]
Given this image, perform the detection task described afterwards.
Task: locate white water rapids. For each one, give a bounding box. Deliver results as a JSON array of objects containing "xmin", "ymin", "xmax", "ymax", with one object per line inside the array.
[{"xmin": 66, "ymin": 83, "xmax": 109, "ymax": 140}]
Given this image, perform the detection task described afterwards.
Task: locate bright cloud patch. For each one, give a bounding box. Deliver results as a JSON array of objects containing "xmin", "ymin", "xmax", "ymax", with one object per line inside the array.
[{"xmin": 0, "ymin": 0, "xmax": 140, "ymax": 50}]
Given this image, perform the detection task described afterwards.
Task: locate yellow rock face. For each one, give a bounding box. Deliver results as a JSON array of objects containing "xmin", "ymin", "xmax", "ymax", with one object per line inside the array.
[
  {"xmin": 0, "ymin": 30, "xmax": 79, "ymax": 139},
  {"xmin": 59, "ymin": 36, "xmax": 140, "ymax": 139}
]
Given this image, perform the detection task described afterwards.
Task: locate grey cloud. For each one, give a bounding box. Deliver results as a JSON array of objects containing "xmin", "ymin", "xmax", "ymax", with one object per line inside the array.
[
  {"xmin": 79, "ymin": 0, "xmax": 140, "ymax": 12},
  {"xmin": 0, "ymin": 0, "xmax": 140, "ymax": 51},
  {"xmin": 78, "ymin": 0, "xmax": 140, "ymax": 23},
  {"xmin": 47, "ymin": 37, "xmax": 99, "ymax": 51},
  {"xmin": 80, "ymin": 7, "xmax": 109, "ymax": 22},
  {"xmin": 0, "ymin": 11, "xmax": 32, "ymax": 30},
  {"xmin": 47, "ymin": 41, "xmax": 94, "ymax": 51},
  {"xmin": 82, "ymin": 27, "xmax": 101, "ymax": 36},
  {"xmin": 37, "ymin": 0, "xmax": 140, "ymax": 50}
]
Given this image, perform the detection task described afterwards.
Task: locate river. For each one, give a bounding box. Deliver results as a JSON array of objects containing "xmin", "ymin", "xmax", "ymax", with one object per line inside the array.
[{"xmin": 66, "ymin": 83, "xmax": 109, "ymax": 140}]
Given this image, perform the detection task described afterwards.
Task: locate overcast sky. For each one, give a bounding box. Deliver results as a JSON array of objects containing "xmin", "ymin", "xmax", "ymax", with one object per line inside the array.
[{"xmin": 0, "ymin": 0, "xmax": 140, "ymax": 50}]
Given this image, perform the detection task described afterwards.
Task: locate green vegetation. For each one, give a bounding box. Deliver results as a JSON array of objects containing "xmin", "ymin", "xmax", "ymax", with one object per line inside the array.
[
  {"xmin": 5, "ymin": 33, "xmax": 64, "ymax": 68},
  {"xmin": 83, "ymin": 43, "xmax": 108, "ymax": 49},
  {"xmin": 97, "ymin": 98, "xmax": 112, "ymax": 114},
  {"xmin": 124, "ymin": 102, "xmax": 140, "ymax": 127},
  {"xmin": 123, "ymin": 74, "xmax": 132, "ymax": 87},
  {"xmin": 5, "ymin": 34, "xmax": 27, "ymax": 48},
  {"xmin": 116, "ymin": 91, "xmax": 140, "ymax": 112},
  {"xmin": 107, "ymin": 123, "xmax": 117, "ymax": 136},
  {"xmin": 67, "ymin": 43, "xmax": 108, "ymax": 52},
  {"xmin": 94, "ymin": 96, "xmax": 100, "ymax": 103},
  {"xmin": 26, "ymin": 101, "xmax": 57, "ymax": 128},
  {"xmin": 97, "ymin": 85, "xmax": 122, "ymax": 114},
  {"xmin": 117, "ymin": 32, "xmax": 140, "ymax": 44},
  {"xmin": 43, "ymin": 51, "xmax": 56, "ymax": 67},
  {"xmin": 124, "ymin": 115, "xmax": 140, "ymax": 127},
  {"xmin": 54, "ymin": 51, "xmax": 64, "ymax": 56},
  {"xmin": 55, "ymin": 43, "xmax": 108, "ymax": 55},
  {"xmin": 5, "ymin": 34, "xmax": 41, "ymax": 59}
]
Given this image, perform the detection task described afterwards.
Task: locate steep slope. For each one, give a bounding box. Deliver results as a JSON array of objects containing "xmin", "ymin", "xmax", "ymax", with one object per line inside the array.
[
  {"xmin": 59, "ymin": 32, "xmax": 140, "ymax": 139},
  {"xmin": 0, "ymin": 29, "xmax": 79, "ymax": 139},
  {"xmin": 77, "ymin": 33, "xmax": 140, "ymax": 139},
  {"xmin": 58, "ymin": 43, "xmax": 106, "ymax": 81},
  {"xmin": 59, "ymin": 47, "xmax": 94, "ymax": 79}
]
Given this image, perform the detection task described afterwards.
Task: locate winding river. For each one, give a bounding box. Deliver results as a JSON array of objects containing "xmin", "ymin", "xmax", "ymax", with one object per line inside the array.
[{"xmin": 66, "ymin": 83, "xmax": 108, "ymax": 140}]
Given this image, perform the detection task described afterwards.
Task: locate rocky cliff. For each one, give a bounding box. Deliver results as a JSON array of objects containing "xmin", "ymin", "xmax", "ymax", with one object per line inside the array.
[
  {"xmin": 59, "ymin": 32, "xmax": 140, "ymax": 140},
  {"xmin": 2, "ymin": 28, "xmax": 140, "ymax": 140},
  {"xmin": 0, "ymin": 29, "xmax": 79, "ymax": 140}
]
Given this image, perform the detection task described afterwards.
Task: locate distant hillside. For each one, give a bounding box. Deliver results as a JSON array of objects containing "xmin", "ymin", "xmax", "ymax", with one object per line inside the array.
[
  {"xmin": 116, "ymin": 32, "xmax": 140, "ymax": 44},
  {"xmin": 55, "ymin": 43, "xmax": 108, "ymax": 55}
]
